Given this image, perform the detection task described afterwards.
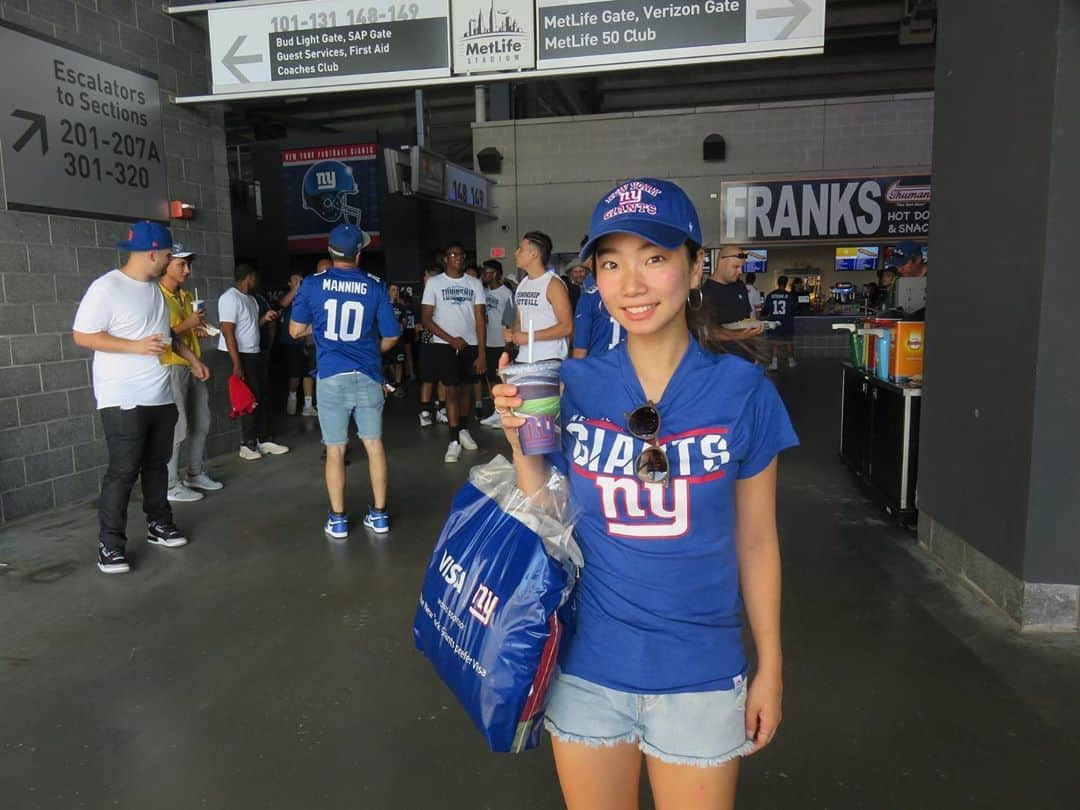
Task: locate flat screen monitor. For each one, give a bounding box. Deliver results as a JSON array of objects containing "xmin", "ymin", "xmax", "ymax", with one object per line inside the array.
[
  {"xmin": 744, "ymin": 249, "xmax": 767, "ymax": 273},
  {"xmin": 835, "ymin": 246, "xmax": 879, "ymax": 271}
]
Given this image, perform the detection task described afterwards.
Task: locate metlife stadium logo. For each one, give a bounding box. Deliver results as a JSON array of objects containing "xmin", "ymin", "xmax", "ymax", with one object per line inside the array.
[{"xmin": 452, "ymin": 0, "xmax": 536, "ymax": 74}]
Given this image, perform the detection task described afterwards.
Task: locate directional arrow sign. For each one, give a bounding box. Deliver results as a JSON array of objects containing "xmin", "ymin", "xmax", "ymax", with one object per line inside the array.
[
  {"xmin": 0, "ymin": 21, "xmax": 168, "ymax": 222},
  {"xmin": 11, "ymin": 109, "xmax": 48, "ymax": 154},
  {"xmin": 756, "ymin": 0, "xmax": 812, "ymax": 39},
  {"xmin": 222, "ymin": 35, "xmax": 263, "ymax": 83}
]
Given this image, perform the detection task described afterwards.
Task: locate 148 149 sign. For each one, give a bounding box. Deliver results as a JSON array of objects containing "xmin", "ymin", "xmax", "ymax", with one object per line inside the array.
[
  {"xmin": 449, "ymin": 178, "xmax": 484, "ymax": 210},
  {"xmin": 721, "ymin": 175, "xmax": 931, "ymax": 244}
]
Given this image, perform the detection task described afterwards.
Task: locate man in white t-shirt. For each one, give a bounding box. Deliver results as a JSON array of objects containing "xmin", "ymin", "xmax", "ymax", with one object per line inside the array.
[
  {"xmin": 745, "ymin": 272, "xmax": 764, "ymax": 316},
  {"xmin": 219, "ymin": 263, "xmax": 289, "ymax": 460},
  {"xmin": 73, "ymin": 221, "xmax": 210, "ymax": 575},
  {"xmin": 421, "ymin": 241, "xmax": 486, "ymax": 463}
]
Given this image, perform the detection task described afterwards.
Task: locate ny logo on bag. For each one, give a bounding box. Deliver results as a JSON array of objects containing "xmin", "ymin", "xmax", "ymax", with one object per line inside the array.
[{"xmin": 469, "ymin": 584, "xmax": 500, "ymax": 626}]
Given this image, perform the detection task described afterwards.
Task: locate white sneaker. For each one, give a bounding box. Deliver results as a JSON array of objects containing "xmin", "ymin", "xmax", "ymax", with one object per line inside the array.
[
  {"xmin": 768, "ymin": 358, "xmax": 779, "ymax": 371},
  {"xmin": 419, "ymin": 411, "xmax": 434, "ymax": 428},
  {"xmin": 184, "ymin": 473, "xmax": 223, "ymax": 491},
  {"xmin": 444, "ymin": 441, "xmax": 462, "ymax": 463},
  {"xmin": 286, "ymin": 395, "xmax": 297, "ymax": 415},
  {"xmin": 458, "ymin": 429, "xmax": 478, "ymax": 451},
  {"xmin": 480, "ymin": 411, "xmax": 504, "ymax": 428},
  {"xmin": 301, "ymin": 404, "xmax": 318, "ymax": 416},
  {"xmin": 239, "ymin": 445, "xmax": 262, "ymax": 461},
  {"xmin": 257, "ymin": 441, "xmax": 290, "ymax": 455},
  {"xmin": 167, "ymin": 484, "xmax": 204, "ymax": 503},
  {"xmin": 436, "ymin": 408, "xmax": 448, "ymax": 424},
  {"xmin": 788, "ymin": 358, "xmax": 798, "ymax": 368}
]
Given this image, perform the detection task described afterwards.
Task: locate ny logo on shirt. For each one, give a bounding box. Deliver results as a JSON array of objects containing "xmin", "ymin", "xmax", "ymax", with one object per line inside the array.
[{"xmin": 566, "ymin": 419, "xmax": 730, "ymax": 539}]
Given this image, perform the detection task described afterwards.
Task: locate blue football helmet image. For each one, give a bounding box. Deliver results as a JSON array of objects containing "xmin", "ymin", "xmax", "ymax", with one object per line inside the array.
[{"xmin": 302, "ymin": 160, "xmax": 364, "ymax": 225}]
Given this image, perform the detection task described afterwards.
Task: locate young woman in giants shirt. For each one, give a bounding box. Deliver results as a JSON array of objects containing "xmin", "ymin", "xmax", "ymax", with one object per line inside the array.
[{"xmin": 493, "ymin": 179, "xmax": 798, "ymax": 809}]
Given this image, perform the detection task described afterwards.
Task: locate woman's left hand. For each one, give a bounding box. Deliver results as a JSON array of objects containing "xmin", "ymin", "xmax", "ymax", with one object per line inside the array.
[{"xmin": 744, "ymin": 669, "xmax": 782, "ymax": 754}]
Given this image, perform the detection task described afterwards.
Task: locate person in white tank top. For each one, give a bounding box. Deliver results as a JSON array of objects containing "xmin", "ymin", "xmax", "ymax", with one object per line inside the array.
[{"xmin": 507, "ymin": 231, "xmax": 573, "ymax": 362}]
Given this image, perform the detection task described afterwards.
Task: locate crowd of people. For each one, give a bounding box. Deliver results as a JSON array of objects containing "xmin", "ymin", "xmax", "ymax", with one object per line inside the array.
[
  {"xmin": 71, "ymin": 177, "xmax": 796, "ymax": 809},
  {"xmin": 71, "ymin": 213, "xmax": 796, "ymax": 567}
]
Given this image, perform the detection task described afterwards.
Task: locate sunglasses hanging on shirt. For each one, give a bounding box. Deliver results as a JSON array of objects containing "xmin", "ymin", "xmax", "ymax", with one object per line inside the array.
[{"xmin": 626, "ymin": 402, "xmax": 669, "ymax": 486}]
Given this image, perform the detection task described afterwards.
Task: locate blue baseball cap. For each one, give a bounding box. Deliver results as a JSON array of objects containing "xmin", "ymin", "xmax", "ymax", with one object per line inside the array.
[
  {"xmin": 580, "ymin": 178, "xmax": 702, "ymax": 260},
  {"xmin": 892, "ymin": 241, "xmax": 925, "ymax": 263},
  {"xmin": 328, "ymin": 223, "xmax": 371, "ymax": 257},
  {"xmin": 116, "ymin": 220, "xmax": 173, "ymax": 252}
]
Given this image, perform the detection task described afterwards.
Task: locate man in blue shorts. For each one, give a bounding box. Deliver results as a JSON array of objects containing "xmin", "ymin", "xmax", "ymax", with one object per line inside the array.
[{"xmin": 289, "ymin": 224, "xmax": 401, "ymax": 538}]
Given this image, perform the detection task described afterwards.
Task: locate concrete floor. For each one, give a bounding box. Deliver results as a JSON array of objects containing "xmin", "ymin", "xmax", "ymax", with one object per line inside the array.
[{"xmin": 1, "ymin": 360, "xmax": 1078, "ymax": 810}]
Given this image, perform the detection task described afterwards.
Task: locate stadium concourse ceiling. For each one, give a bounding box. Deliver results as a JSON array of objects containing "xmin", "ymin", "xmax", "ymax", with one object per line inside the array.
[{"xmin": 223, "ymin": 0, "xmax": 937, "ymax": 167}]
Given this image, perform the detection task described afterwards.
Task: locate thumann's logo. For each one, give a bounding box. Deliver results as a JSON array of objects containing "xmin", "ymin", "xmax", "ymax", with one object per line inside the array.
[
  {"xmin": 469, "ymin": 583, "xmax": 500, "ymax": 626},
  {"xmin": 460, "ymin": 0, "xmax": 531, "ymax": 68}
]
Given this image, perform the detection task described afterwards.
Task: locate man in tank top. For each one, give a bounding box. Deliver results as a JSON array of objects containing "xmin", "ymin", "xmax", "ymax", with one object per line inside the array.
[{"xmin": 507, "ymin": 231, "xmax": 572, "ymax": 362}]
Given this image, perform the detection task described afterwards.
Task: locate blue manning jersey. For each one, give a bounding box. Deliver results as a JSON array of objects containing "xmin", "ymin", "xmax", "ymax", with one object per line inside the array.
[
  {"xmin": 572, "ymin": 279, "xmax": 627, "ymax": 356},
  {"xmin": 551, "ymin": 340, "xmax": 798, "ymax": 693},
  {"xmin": 290, "ymin": 267, "xmax": 401, "ymax": 382}
]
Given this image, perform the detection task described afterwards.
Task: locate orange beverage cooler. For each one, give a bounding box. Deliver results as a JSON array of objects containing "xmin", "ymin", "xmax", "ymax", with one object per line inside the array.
[{"xmin": 889, "ymin": 322, "xmax": 925, "ymax": 383}]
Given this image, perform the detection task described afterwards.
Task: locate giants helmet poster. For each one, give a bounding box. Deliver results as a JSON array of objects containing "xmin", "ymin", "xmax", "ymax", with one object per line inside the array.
[{"xmin": 282, "ymin": 143, "xmax": 380, "ymax": 252}]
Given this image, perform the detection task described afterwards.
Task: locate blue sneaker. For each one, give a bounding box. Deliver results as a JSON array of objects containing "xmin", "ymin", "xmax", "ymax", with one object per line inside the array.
[
  {"xmin": 324, "ymin": 511, "xmax": 348, "ymax": 539},
  {"xmin": 363, "ymin": 507, "xmax": 390, "ymax": 534}
]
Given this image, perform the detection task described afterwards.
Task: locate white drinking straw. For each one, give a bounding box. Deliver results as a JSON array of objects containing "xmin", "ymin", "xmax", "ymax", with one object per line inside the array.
[
  {"xmin": 194, "ymin": 287, "xmax": 198, "ymax": 300},
  {"xmin": 527, "ymin": 320, "xmax": 535, "ymax": 364}
]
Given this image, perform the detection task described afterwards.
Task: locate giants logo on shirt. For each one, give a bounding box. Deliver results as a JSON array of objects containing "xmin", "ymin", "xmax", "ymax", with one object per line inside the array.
[{"xmin": 565, "ymin": 418, "xmax": 730, "ymax": 539}]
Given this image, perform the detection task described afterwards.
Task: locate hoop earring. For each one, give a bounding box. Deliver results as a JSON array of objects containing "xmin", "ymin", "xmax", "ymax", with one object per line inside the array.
[{"xmin": 687, "ymin": 287, "xmax": 704, "ymax": 311}]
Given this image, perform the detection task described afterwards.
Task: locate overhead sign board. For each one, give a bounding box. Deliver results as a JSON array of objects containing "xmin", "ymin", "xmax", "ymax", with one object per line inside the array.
[
  {"xmin": 192, "ymin": 0, "xmax": 821, "ymax": 100},
  {"xmin": 0, "ymin": 21, "xmax": 168, "ymax": 221},
  {"xmin": 720, "ymin": 174, "xmax": 932, "ymax": 244},
  {"xmin": 208, "ymin": 0, "xmax": 451, "ymax": 95},
  {"xmin": 535, "ymin": 0, "xmax": 823, "ymax": 71},
  {"xmin": 452, "ymin": 0, "xmax": 535, "ymax": 74},
  {"xmin": 410, "ymin": 146, "xmax": 494, "ymax": 217}
]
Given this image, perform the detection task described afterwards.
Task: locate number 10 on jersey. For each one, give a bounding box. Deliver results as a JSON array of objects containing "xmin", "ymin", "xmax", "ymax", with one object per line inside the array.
[{"xmin": 324, "ymin": 300, "xmax": 366, "ymax": 340}]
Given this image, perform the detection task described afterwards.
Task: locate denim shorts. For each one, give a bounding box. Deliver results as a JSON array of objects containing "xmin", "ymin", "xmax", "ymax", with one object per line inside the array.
[
  {"xmin": 544, "ymin": 671, "xmax": 755, "ymax": 768},
  {"xmin": 316, "ymin": 371, "xmax": 384, "ymax": 443}
]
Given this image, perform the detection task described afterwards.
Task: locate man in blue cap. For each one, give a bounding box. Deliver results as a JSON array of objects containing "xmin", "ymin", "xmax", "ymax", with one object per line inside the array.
[
  {"xmin": 891, "ymin": 241, "xmax": 927, "ymax": 278},
  {"xmin": 289, "ymin": 223, "xmax": 401, "ymax": 538},
  {"xmin": 73, "ymin": 221, "xmax": 210, "ymax": 574}
]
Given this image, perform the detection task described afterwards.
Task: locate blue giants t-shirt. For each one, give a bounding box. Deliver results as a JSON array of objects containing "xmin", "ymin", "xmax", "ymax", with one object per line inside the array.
[
  {"xmin": 554, "ymin": 340, "xmax": 798, "ymax": 694},
  {"xmin": 290, "ymin": 267, "xmax": 401, "ymax": 382},
  {"xmin": 572, "ymin": 284, "xmax": 626, "ymax": 356}
]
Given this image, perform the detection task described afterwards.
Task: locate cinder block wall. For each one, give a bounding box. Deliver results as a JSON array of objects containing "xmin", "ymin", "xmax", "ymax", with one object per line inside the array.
[
  {"xmin": 0, "ymin": 0, "xmax": 236, "ymax": 523},
  {"xmin": 473, "ymin": 93, "xmax": 935, "ymax": 257}
]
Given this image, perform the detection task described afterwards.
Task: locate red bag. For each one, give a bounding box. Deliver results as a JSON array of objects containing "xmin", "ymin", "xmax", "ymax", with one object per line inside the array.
[{"xmin": 228, "ymin": 374, "xmax": 257, "ymax": 419}]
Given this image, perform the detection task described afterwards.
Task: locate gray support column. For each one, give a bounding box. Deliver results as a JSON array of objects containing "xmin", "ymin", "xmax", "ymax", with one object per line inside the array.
[
  {"xmin": 917, "ymin": 0, "xmax": 1079, "ymax": 629},
  {"xmin": 475, "ymin": 85, "xmax": 487, "ymax": 124}
]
